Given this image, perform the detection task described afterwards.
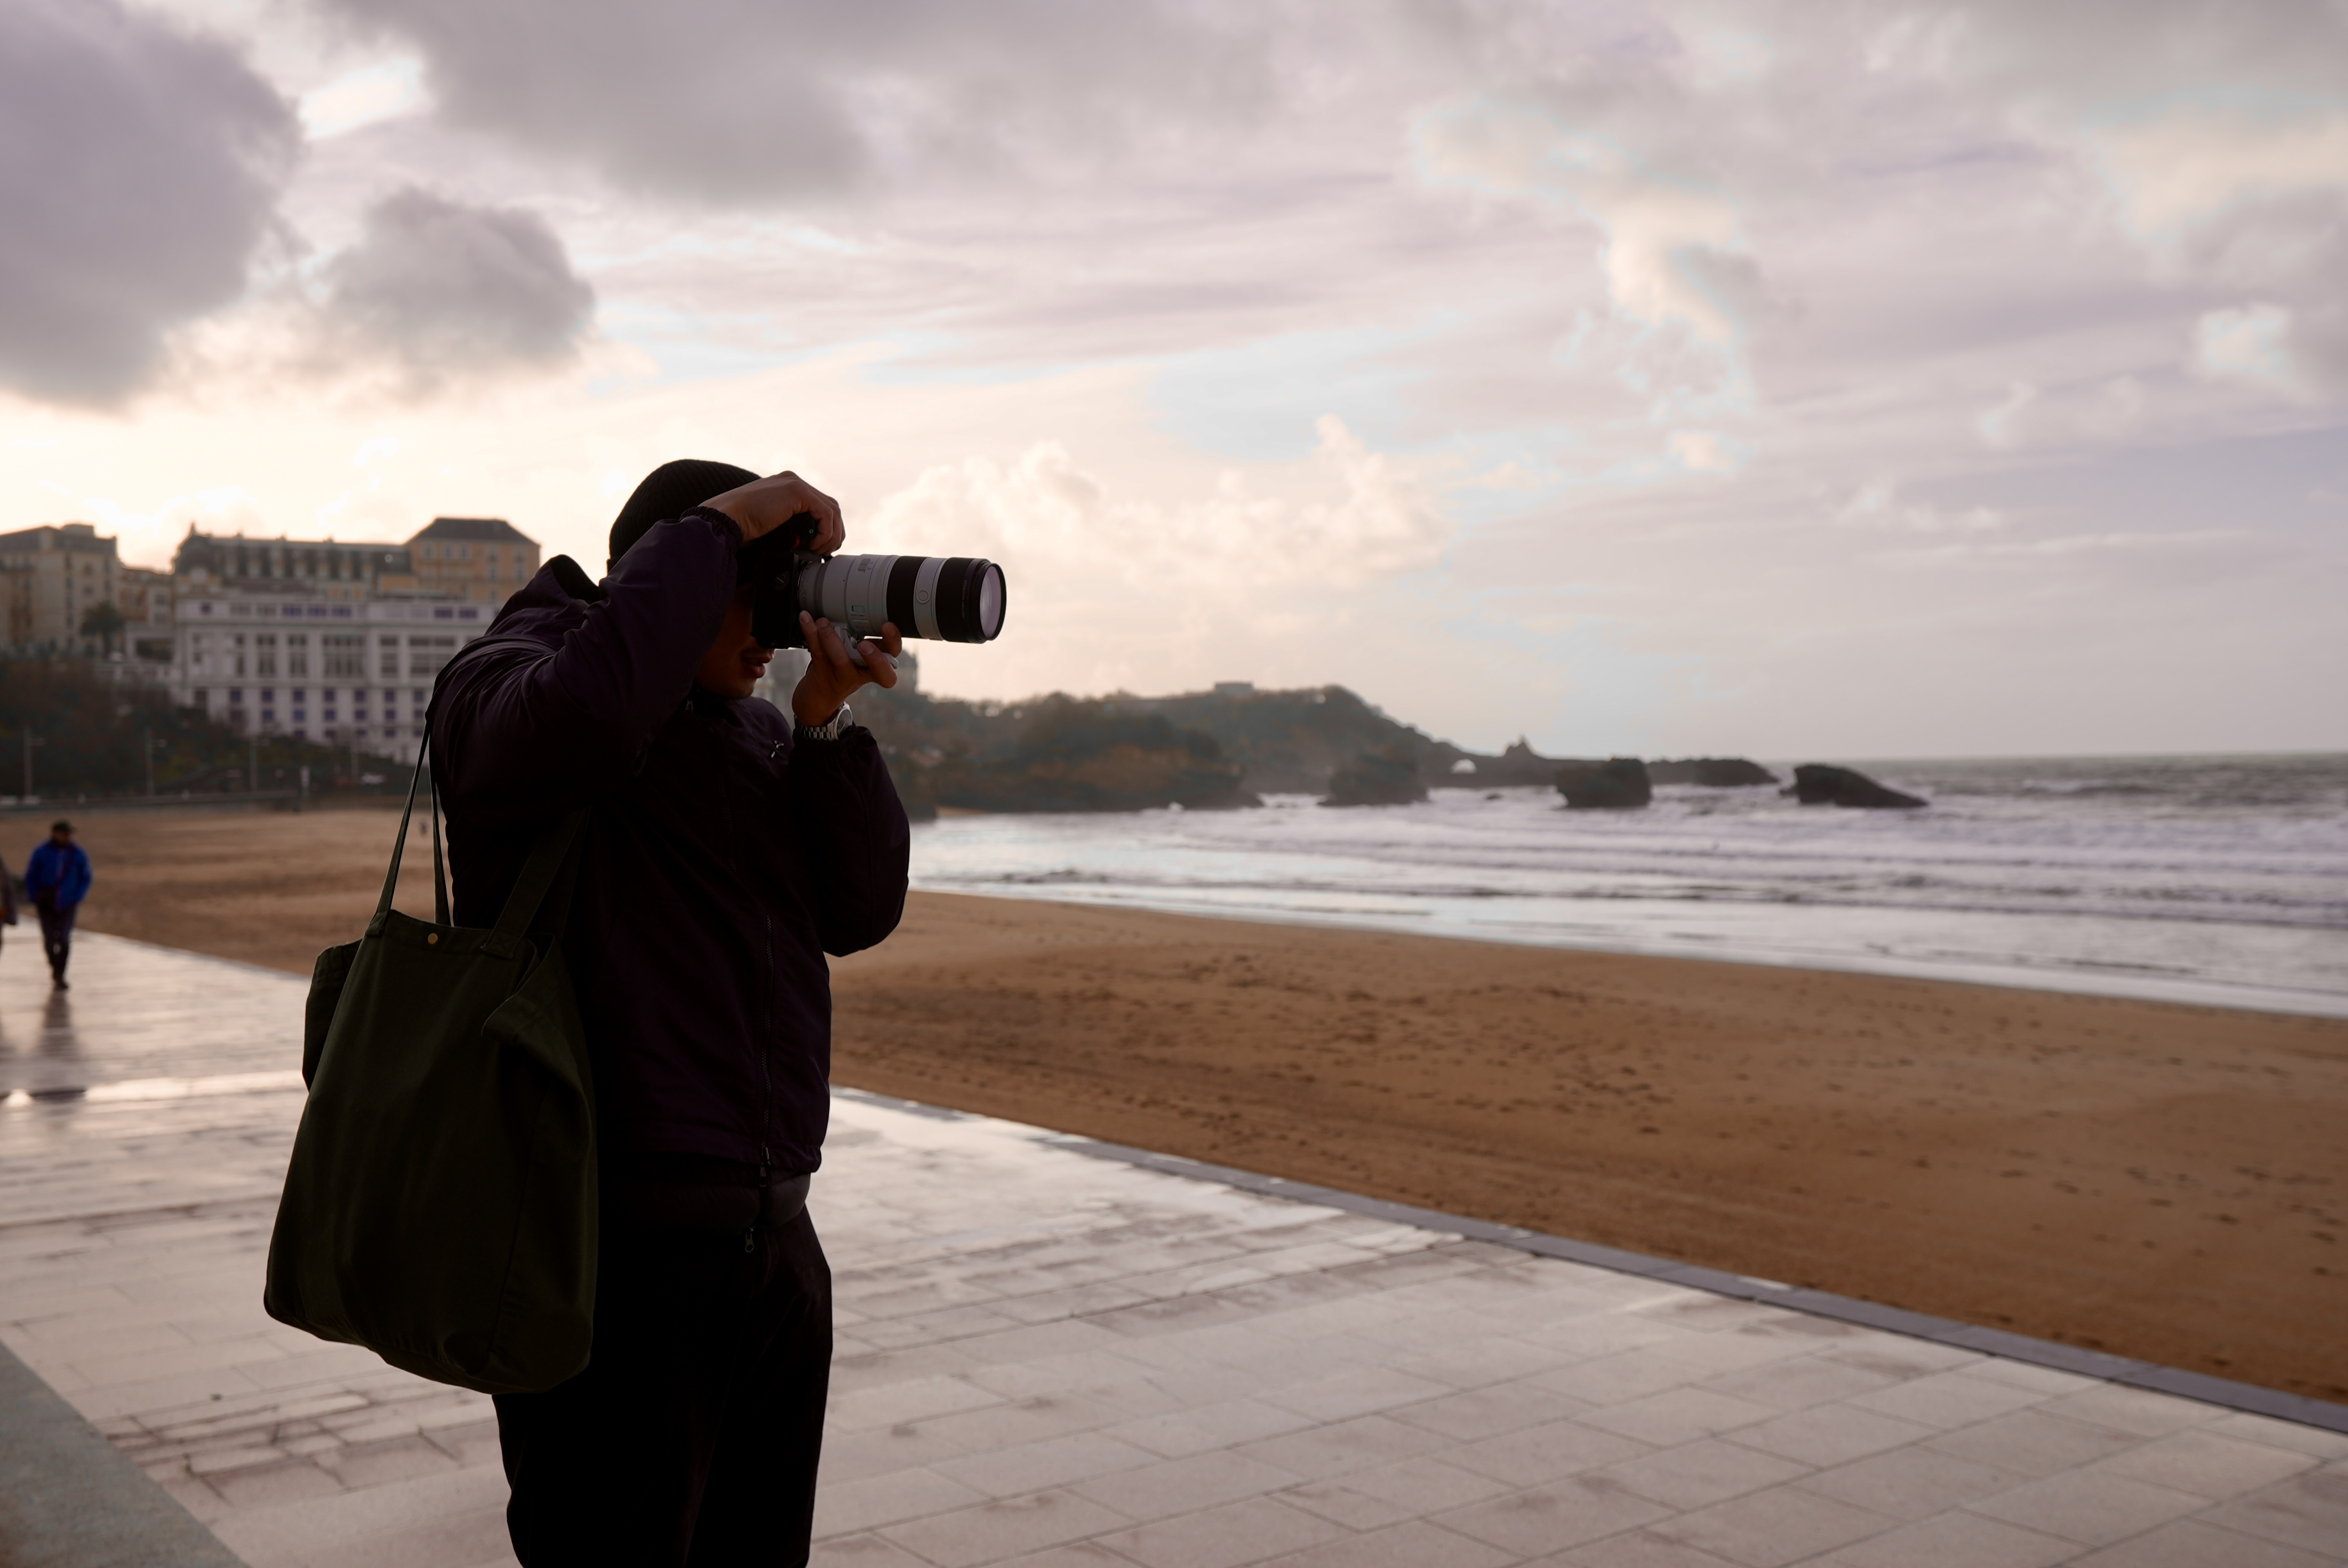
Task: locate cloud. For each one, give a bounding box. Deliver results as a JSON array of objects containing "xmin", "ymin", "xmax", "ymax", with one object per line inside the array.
[
  {"xmin": 1414, "ymin": 97, "xmax": 1758, "ymax": 350},
  {"xmin": 869, "ymin": 415, "xmax": 1451, "ymax": 590},
  {"xmin": 2091, "ymin": 107, "xmax": 2348, "ymax": 240},
  {"xmin": 0, "ymin": 0, "xmax": 299, "ymax": 404},
  {"xmin": 319, "ymin": 187, "xmax": 596, "ymax": 388},
  {"xmin": 311, "ymin": 0, "xmax": 1286, "ymax": 204},
  {"xmin": 2191, "ymin": 300, "xmax": 2348, "ymax": 397}
]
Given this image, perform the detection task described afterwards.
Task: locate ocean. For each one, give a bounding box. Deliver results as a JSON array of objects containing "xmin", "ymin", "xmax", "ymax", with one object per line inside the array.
[{"xmin": 907, "ymin": 752, "xmax": 2348, "ymax": 1017}]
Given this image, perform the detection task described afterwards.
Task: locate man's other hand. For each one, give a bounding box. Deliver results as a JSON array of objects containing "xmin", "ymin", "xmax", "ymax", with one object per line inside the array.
[
  {"xmin": 704, "ymin": 472, "xmax": 845, "ymax": 553},
  {"xmin": 792, "ymin": 613, "xmax": 902, "ymax": 728}
]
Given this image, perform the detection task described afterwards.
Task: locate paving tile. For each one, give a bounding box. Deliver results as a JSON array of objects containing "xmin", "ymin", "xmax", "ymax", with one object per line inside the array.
[
  {"xmin": 1542, "ymin": 1531, "xmax": 1743, "ymax": 1566},
  {"xmin": 2063, "ymin": 1516, "xmax": 2345, "ymax": 1567},
  {"xmin": 2196, "ymin": 1466, "xmax": 2348, "ymax": 1558},
  {"xmin": 1693, "ymin": 1355, "xmax": 1903, "ymax": 1412},
  {"xmin": 1392, "ymin": 1379, "xmax": 1589, "ymax": 1442},
  {"xmin": 1646, "ymin": 1486, "xmax": 1897, "ymax": 1567},
  {"xmin": 1436, "ymin": 1473, "xmax": 1674, "ymax": 1556},
  {"xmin": 2092, "ymin": 1426, "xmax": 2324, "ymax": 1500},
  {"xmin": 1092, "ymin": 1494, "xmax": 1346, "ymax": 1568},
  {"xmin": 1841, "ymin": 1367, "xmax": 2054, "ymax": 1429},
  {"xmin": 1257, "ymin": 1518, "xmax": 1520, "ymax": 1568},
  {"xmin": 1233, "ymin": 1412, "xmax": 1453, "ymax": 1481},
  {"xmin": 1069, "ymin": 1447, "xmax": 1301, "ymax": 1522},
  {"xmin": 1584, "ymin": 1438, "xmax": 1812, "ymax": 1511},
  {"xmin": 2200, "ymin": 1414, "xmax": 2348, "ymax": 1463},
  {"xmin": 921, "ymin": 1391, "xmax": 1132, "ymax": 1451},
  {"xmin": 980, "ymin": 1548, "xmax": 1136, "ymax": 1568},
  {"xmin": 1966, "ymin": 1468, "xmax": 2209, "ymax": 1546},
  {"xmin": 1451, "ymin": 1417, "xmax": 1656, "ymax": 1488},
  {"xmin": 2036, "ymin": 1384, "xmax": 2228, "ymax": 1439},
  {"xmin": 1921, "ymin": 1408, "xmax": 2146, "ymax": 1476},
  {"xmin": 931, "ymin": 1431, "xmax": 1161, "ymax": 1498},
  {"xmin": 313, "ymin": 1433, "xmax": 462, "ymax": 1489},
  {"xmin": 1106, "ymin": 1397, "xmax": 1320, "ymax": 1459},
  {"xmin": 1536, "ymin": 1349, "xmax": 1721, "ymax": 1408},
  {"xmin": 204, "ymin": 1458, "xmax": 351, "ymax": 1510},
  {"xmin": 1721, "ymin": 1405, "xmax": 1937, "ymax": 1469},
  {"xmin": 1791, "ymin": 1443, "xmax": 2025, "ymax": 1520},
  {"xmin": 827, "ymin": 1373, "xmax": 1004, "ymax": 1432},
  {"xmin": 1808, "ymin": 1509, "xmax": 2073, "ymax": 1567},
  {"xmin": 882, "ymin": 1485, "xmax": 1139, "ymax": 1566},
  {"xmin": 1291, "ymin": 1454, "xmax": 1516, "ymax": 1518},
  {"xmin": 1258, "ymin": 1364, "xmax": 1455, "ymax": 1423},
  {"xmin": 811, "ymin": 1535, "xmax": 940, "ymax": 1567},
  {"xmin": 1577, "ymin": 1389, "xmax": 1779, "ymax": 1447},
  {"xmin": 815, "ymin": 1466, "xmax": 991, "ymax": 1537}
]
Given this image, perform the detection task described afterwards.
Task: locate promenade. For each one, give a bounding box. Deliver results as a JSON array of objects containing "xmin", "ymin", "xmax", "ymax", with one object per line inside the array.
[{"xmin": 2, "ymin": 934, "xmax": 2343, "ymax": 1567}]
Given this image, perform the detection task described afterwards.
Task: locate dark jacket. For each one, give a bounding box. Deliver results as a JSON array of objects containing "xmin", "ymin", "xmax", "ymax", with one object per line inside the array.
[
  {"xmin": 26, "ymin": 841, "xmax": 92, "ymax": 908},
  {"xmin": 428, "ymin": 505, "xmax": 909, "ymax": 1175}
]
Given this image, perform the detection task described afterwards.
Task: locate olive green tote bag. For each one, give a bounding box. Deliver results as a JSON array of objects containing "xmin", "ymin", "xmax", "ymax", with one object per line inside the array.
[{"xmin": 265, "ymin": 739, "xmax": 598, "ymax": 1396}]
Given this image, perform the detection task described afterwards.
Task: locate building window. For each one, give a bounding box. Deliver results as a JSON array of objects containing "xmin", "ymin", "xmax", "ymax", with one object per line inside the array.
[
  {"xmin": 255, "ymin": 633, "xmax": 278, "ymax": 677},
  {"xmin": 408, "ymin": 635, "xmax": 456, "ymax": 678},
  {"xmin": 323, "ymin": 633, "xmax": 363, "ymax": 677},
  {"xmin": 229, "ymin": 688, "xmax": 245, "ymax": 707},
  {"xmin": 287, "ymin": 634, "xmax": 310, "ymax": 677},
  {"xmin": 379, "ymin": 637, "xmax": 400, "ymax": 677}
]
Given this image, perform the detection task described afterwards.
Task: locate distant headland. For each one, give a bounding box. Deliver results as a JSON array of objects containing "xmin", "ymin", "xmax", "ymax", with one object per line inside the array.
[{"xmin": 854, "ymin": 678, "xmax": 1924, "ymax": 818}]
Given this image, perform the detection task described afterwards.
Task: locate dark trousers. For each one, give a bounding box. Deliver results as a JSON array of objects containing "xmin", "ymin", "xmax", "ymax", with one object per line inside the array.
[
  {"xmin": 35, "ymin": 899, "xmax": 75, "ymax": 979},
  {"xmin": 495, "ymin": 1195, "xmax": 832, "ymax": 1567}
]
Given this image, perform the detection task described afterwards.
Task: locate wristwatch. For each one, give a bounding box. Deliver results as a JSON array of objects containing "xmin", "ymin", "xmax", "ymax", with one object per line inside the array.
[{"xmin": 795, "ymin": 704, "xmax": 853, "ymax": 742}]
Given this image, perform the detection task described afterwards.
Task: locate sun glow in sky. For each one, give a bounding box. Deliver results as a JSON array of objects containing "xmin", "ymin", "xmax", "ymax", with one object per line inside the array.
[{"xmin": 3, "ymin": 0, "xmax": 2343, "ymax": 756}]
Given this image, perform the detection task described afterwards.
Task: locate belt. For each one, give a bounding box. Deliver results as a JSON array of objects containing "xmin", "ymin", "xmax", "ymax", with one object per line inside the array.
[{"xmin": 602, "ymin": 1153, "xmax": 811, "ymax": 1241}]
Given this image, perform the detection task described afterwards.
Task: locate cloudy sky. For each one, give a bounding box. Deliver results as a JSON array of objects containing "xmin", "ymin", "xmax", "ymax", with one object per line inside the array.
[{"xmin": 3, "ymin": 0, "xmax": 2343, "ymax": 756}]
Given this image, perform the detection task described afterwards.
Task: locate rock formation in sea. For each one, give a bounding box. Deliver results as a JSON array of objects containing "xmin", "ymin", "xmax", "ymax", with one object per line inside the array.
[
  {"xmin": 1783, "ymin": 764, "xmax": 1927, "ymax": 808},
  {"xmin": 1324, "ymin": 747, "xmax": 1430, "ymax": 807},
  {"xmin": 1647, "ymin": 757, "xmax": 1779, "ymax": 787},
  {"xmin": 1556, "ymin": 757, "xmax": 1654, "ymax": 809}
]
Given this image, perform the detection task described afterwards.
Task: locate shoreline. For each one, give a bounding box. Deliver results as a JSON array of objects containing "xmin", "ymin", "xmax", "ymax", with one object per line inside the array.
[
  {"xmin": 910, "ymin": 880, "xmax": 2348, "ymax": 1020},
  {"xmin": 51, "ymin": 804, "xmax": 2348, "ymax": 1402}
]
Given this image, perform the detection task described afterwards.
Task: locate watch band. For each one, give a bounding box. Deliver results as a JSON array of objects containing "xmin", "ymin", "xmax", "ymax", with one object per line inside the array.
[{"xmin": 795, "ymin": 704, "xmax": 852, "ymax": 742}]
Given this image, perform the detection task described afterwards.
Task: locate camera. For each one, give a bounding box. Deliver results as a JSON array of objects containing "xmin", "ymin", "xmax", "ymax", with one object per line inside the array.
[{"xmin": 744, "ymin": 514, "xmax": 1006, "ymax": 656}]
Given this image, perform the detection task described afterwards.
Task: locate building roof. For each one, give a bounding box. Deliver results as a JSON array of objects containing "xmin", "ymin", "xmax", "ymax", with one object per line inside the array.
[
  {"xmin": 409, "ymin": 516, "xmax": 533, "ymax": 544},
  {"xmin": 0, "ymin": 523, "xmax": 116, "ymax": 555}
]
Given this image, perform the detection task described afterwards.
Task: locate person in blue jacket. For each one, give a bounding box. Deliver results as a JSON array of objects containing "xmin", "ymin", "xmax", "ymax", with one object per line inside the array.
[{"xmin": 25, "ymin": 819, "xmax": 92, "ymax": 989}]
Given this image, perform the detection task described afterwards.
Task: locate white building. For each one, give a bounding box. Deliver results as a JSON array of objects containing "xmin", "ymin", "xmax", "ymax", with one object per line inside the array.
[{"xmin": 170, "ymin": 593, "xmax": 495, "ymax": 763}]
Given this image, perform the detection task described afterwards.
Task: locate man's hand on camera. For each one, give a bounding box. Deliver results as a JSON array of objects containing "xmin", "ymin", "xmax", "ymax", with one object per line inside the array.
[
  {"xmin": 791, "ymin": 612, "xmax": 902, "ymax": 729},
  {"xmin": 704, "ymin": 471, "xmax": 845, "ymax": 553}
]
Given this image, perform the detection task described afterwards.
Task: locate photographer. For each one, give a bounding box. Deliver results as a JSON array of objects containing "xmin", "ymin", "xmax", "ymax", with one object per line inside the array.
[{"xmin": 428, "ymin": 460, "xmax": 909, "ymax": 1567}]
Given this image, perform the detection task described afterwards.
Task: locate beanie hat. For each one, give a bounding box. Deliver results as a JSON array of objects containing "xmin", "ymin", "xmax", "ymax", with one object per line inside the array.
[{"xmin": 607, "ymin": 459, "xmax": 759, "ymax": 571}]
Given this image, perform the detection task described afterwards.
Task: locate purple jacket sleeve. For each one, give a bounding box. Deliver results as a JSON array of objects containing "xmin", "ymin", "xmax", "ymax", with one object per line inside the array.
[
  {"xmin": 787, "ymin": 726, "xmax": 912, "ymax": 956},
  {"xmin": 434, "ymin": 508, "xmax": 740, "ymax": 826}
]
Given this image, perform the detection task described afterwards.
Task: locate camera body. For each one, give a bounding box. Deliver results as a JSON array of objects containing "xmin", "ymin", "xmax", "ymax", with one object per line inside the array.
[{"xmin": 744, "ymin": 514, "xmax": 1006, "ymax": 654}]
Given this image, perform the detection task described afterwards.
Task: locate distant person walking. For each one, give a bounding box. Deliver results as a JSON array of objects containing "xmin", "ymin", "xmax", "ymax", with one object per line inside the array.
[{"xmin": 25, "ymin": 821, "xmax": 91, "ymax": 989}]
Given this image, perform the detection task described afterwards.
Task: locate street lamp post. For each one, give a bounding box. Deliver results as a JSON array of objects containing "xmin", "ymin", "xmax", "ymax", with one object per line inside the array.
[{"xmin": 21, "ymin": 729, "xmax": 43, "ymax": 801}]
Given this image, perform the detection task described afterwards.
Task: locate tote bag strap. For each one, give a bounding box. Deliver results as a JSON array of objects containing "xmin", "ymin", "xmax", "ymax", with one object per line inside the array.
[
  {"xmin": 372, "ymin": 726, "xmax": 449, "ymax": 929},
  {"xmin": 491, "ymin": 809, "xmax": 589, "ymax": 942}
]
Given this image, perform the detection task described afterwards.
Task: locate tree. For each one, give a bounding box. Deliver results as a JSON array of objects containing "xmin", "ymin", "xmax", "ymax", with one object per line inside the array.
[{"xmin": 78, "ymin": 600, "xmax": 126, "ymax": 656}]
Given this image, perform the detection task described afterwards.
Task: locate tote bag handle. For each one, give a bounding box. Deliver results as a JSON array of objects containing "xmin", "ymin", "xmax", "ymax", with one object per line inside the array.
[{"xmin": 373, "ymin": 724, "xmax": 584, "ymax": 942}]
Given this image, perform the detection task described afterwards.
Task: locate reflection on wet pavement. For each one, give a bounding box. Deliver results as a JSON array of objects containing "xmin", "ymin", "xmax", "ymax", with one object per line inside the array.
[{"xmin": 4, "ymin": 935, "xmax": 2345, "ymax": 1568}]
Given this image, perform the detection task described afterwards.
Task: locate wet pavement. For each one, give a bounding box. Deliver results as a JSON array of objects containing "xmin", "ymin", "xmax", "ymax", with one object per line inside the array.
[{"xmin": 3, "ymin": 933, "xmax": 2345, "ymax": 1567}]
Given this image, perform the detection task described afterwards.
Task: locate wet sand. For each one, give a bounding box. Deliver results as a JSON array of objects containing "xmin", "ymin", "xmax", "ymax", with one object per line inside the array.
[{"xmin": 55, "ymin": 804, "xmax": 2348, "ymax": 1402}]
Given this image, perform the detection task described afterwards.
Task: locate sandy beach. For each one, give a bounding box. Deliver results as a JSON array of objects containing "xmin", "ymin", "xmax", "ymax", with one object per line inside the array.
[{"xmin": 47, "ymin": 803, "xmax": 2348, "ymax": 1404}]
